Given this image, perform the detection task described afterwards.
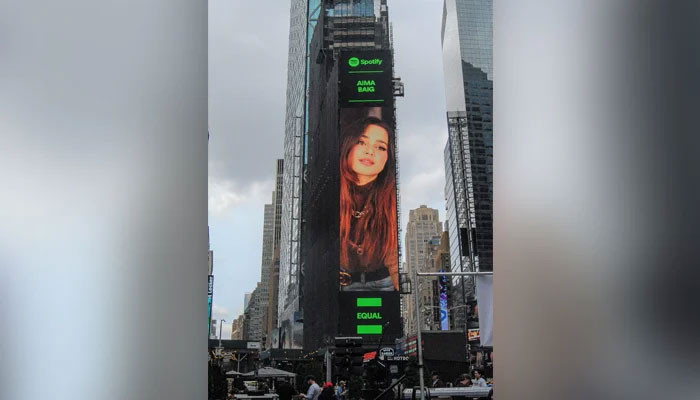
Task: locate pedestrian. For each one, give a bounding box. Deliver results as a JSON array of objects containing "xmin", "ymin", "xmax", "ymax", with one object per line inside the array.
[
  {"xmin": 302, "ymin": 376, "xmax": 321, "ymax": 400},
  {"xmin": 451, "ymin": 373, "xmax": 473, "ymax": 400},
  {"xmin": 430, "ymin": 372, "xmax": 445, "ymax": 388},
  {"xmin": 455, "ymin": 374, "xmax": 473, "ymax": 387},
  {"xmin": 318, "ymin": 382, "xmax": 337, "ymax": 400},
  {"xmin": 472, "ymin": 370, "xmax": 487, "ymax": 387},
  {"xmin": 336, "ymin": 380, "xmax": 348, "ymax": 400},
  {"xmin": 277, "ymin": 380, "xmax": 298, "ymax": 400}
]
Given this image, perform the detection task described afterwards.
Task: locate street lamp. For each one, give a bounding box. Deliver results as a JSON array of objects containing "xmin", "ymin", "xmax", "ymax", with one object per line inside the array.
[{"xmin": 216, "ymin": 319, "xmax": 227, "ymax": 359}]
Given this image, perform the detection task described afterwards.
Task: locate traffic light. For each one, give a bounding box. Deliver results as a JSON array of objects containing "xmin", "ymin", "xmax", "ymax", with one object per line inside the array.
[{"xmin": 334, "ymin": 337, "xmax": 364, "ymax": 379}]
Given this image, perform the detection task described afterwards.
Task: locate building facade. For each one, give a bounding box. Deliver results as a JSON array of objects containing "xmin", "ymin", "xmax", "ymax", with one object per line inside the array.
[
  {"xmin": 244, "ymin": 293, "xmax": 251, "ymax": 311},
  {"xmin": 403, "ymin": 206, "xmax": 442, "ymax": 336},
  {"xmin": 441, "ymin": 0, "xmax": 492, "ymax": 353},
  {"xmin": 301, "ymin": 0, "xmax": 401, "ymax": 351},
  {"xmin": 278, "ymin": 0, "xmax": 323, "ymax": 350},
  {"xmin": 231, "ymin": 314, "xmax": 246, "ymax": 340},
  {"xmin": 264, "ymin": 160, "xmax": 284, "ymax": 347},
  {"xmin": 279, "ymin": 0, "xmax": 400, "ymax": 351},
  {"xmin": 243, "ymin": 282, "xmax": 264, "ymax": 341}
]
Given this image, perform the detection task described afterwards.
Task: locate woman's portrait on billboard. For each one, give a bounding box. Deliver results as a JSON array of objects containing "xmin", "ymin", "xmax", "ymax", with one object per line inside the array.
[{"xmin": 339, "ymin": 114, "xmax": 399, "ymax": 291}]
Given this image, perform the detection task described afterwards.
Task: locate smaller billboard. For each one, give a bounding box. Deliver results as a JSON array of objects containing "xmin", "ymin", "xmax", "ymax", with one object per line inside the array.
[
  {"xmin": 379, "ymin": 347, "xmax": 395, "ymax": 360},
  {"xmin": 247, "ymin": 342, "xmax": 261, "ymax": 350},
  {"xmin": 439, "ymin": 274, "xmax": 449, "ymax": 330},
  {"xmin": 339, "ymin": 50, "xmax": 393, "ymax": 107},
  {"xmin": 208, "ymin": 275, "xmax": 214, "ymax": 336}
]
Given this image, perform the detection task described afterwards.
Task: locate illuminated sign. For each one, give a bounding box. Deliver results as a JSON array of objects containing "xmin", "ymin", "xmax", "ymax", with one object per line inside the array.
[
  {"xmin": 357, "ymin": 312, "xmax": 382, "ymax": 320},
  {"xmin": 439, "ymin": 274, "xmax": 449, "ymax": 330},
  {"xmin": 208, "ymin": 275, "xmax": 214, "ymax": 336},
  {"xmin": 379, "ymin": 347, "xmax": 394, "ymax": 360},
  {"xmin": 339, "ymin": 292, "xmax": 401, "ymax": 338},
  {"xmin": 339, "ymin": 50, "xmax": 393, "ymax": 106},
  {"xmin": 354, "ymin": 296, "xmax": 385, "ymax": 335},
  {"xmin": 337, "ymin": 49, "xmax": 401, "ymax": 341},
  {"xmin": 357, "ymin": 297, "xmax": 382, "ymax": 307},
  {"xmin": 348, "ymin": 57, "xmax": 383, "ymax": 67}
]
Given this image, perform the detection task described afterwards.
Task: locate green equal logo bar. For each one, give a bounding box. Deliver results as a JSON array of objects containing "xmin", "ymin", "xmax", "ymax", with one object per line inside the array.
[
  {"xmin": 357, "ymin": 325, "xmax": 383, "ymax": 335},
  {"xmin": 357, "ymin": 298, "xmax": 382, "ymax": 307}
]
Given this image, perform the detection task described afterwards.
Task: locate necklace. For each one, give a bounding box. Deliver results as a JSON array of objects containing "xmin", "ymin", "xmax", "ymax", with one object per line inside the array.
[{"xmin": 351, "ymin": 206, "xmax": 368, "ymax": 218}]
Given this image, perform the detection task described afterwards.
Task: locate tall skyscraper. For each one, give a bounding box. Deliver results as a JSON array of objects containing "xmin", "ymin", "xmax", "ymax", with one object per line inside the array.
[
  {"xmin": 419, "ymin": 235, "xmax": 445, "ymax": 331},
  {"xmin": 278, "ymin": 0, "xmax": 323, "ymax": 350},
  {"xmin": 241, "ymin": 203, "xmax": 274, "ymax": 343},
  {"xmin": 265, "ymin": 159, "xmax": 284, "ymax": 347},
  {"xmin": 231, "ymin": 314, "xmax": 245, "ymax": 340},
  {"xmin": 301, "ymin": 0, "xmax": 402, "ymax": 351},
  {"xmin": 403, "ymin": 206, "xmax": 442, "ymax": 336},
  {"xmin": 243, "ymin": 282, "xmax": 264, "ymax": 341},
  {"xmin": 243, "ymin": 159, "xmax": 285, "ymax": 346},
  {"xmin": 278, "ymin": 0, "xmax": 400, "ymax": 350},
  {"xmin": 441, "ymin": 0, "xmax": 492, "ymax": 346}
]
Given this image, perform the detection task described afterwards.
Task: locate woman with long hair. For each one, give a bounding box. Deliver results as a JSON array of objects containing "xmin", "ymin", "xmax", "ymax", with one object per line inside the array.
[{"xmin": 339, "ymin": 116, "xmax": 398, "ymax": 291}]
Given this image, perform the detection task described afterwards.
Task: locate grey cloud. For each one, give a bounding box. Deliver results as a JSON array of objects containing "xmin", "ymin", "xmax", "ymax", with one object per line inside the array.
[{"xmin": 209, "ymin": 1, "xmax": 290, "ymax": 186}]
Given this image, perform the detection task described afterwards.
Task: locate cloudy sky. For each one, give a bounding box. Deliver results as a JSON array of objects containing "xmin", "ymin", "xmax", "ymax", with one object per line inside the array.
[{"xmin": 208, "ymin": 0, "xmax": 448, "ymax": 339}]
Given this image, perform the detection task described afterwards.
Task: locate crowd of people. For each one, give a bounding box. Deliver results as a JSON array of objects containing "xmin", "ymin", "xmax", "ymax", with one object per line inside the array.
[
  {"xmin": 430, "ymin": 371, "xmax": 493, "ymax": 400},
  {"xmin": 429, "ymin": 370, "xmax": 490, "ymax": 388},
  {"xmin": 227, "ymin": 372, "xmax": 492, "ymax": 400},
  {"xmin": 296, "ymin": 372, "xmax": 491, "ymax": 400},
  {"xmin": 296, "ymin": 376, "xmax": 348, "ymax": 400}
]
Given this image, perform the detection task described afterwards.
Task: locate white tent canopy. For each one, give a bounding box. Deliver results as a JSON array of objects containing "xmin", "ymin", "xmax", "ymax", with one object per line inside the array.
[
  {"xmin": 225, "ymin": 370, "xmax": 244, "ymax": 376},
  {"xmin": 242, "ymin": 367, "xmax": 296, "ymax": 378}
]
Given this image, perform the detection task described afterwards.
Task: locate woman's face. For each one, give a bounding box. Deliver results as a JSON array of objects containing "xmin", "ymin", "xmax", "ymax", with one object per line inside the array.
[{"xmin": 349, "ymin": 124, "xmax": 389, "ymax": 185}]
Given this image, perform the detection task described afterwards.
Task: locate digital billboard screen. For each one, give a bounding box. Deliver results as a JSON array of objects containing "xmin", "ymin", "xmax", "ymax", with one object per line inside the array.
[
  {"xmin": 339, "ymin": 50, "xmax": 393, "ymax": 108},
  {"xmin": 338, "ymin": 106, "xmax": 398, "ymax": 292},
  {"xmin": 337, "ymin": 49, "xmax": 401, "ymax": 339},
  {"xmin": 208, "ymin": 275, "xmax": 214, "ymax": 335},
  {"xmin": 439, "ymin": 274, "xmax": 450, "ymax": 330}
]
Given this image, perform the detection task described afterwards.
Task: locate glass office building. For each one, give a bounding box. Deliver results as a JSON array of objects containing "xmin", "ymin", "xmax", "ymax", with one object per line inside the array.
[
  {"xmin": 441, "ymin": 0, "xmax": 493, "ymax": 330},
  {"xmin": 278, "ymin": 0, "xmax": 322, "ymax": 349}
]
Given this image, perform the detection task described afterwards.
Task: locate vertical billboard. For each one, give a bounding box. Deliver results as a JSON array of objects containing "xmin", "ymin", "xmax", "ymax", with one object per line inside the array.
[
  {"xmin": 439, "ymin": 274, "xmax": 450, "ymax": 330},
  {"xmin": 337, "ymin": 50, "xmax": 401, "ymax": 340},
  {"xmin": 208, "ymin": 275, "xmax": 214, "ymax": 336}
]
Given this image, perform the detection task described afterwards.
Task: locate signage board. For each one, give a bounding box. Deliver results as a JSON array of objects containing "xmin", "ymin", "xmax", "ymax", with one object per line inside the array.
[
  {"xmin": 339, "ymin": 50, "xmax": 393, "ymax": 107},
  {"xmin": 379, "ymin": 347, "xmax": 395, "ymax": 359},
  {"xmin": 439, "ymin": 274, "xmax": 449, "ymax": 330},
  {"xmin": 208, "ymin": 275, "xmax": 214, "ymax": 336},
  {"xmin": 337, "ymin": 49, "xmax": 401, "ymax": 342}
]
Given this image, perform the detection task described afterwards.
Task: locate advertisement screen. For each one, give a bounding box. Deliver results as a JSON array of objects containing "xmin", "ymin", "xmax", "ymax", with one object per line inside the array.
[
  {"xmin": 208, "ymin": 275, "xmax": 214, "ymax": 335},
  {"xmin": 338, "ymin": 106, "xmax": 398, "ymax": 292},
  {"xmin": 336, "ymin": 50, "xmax": 401, "ymax": 340},
  {"xmin": 439, "ymin": 274, "xmax": 450, "ymax": 330},
  {"xmin": 338, "ymin": 50, "xmax": 397, "ymax": 293}
]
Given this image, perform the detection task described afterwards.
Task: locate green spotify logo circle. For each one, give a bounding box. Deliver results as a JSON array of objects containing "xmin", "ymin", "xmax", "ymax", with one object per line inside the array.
[{"xmin": 348, "ymin": 57, "xmax": 360, "ymax": 67}]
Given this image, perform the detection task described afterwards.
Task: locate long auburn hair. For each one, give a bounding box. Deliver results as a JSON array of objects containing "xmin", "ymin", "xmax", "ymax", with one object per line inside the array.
[{"xmin": 339, "ymin": 116, "xmax": 398, "ymax": 270}]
